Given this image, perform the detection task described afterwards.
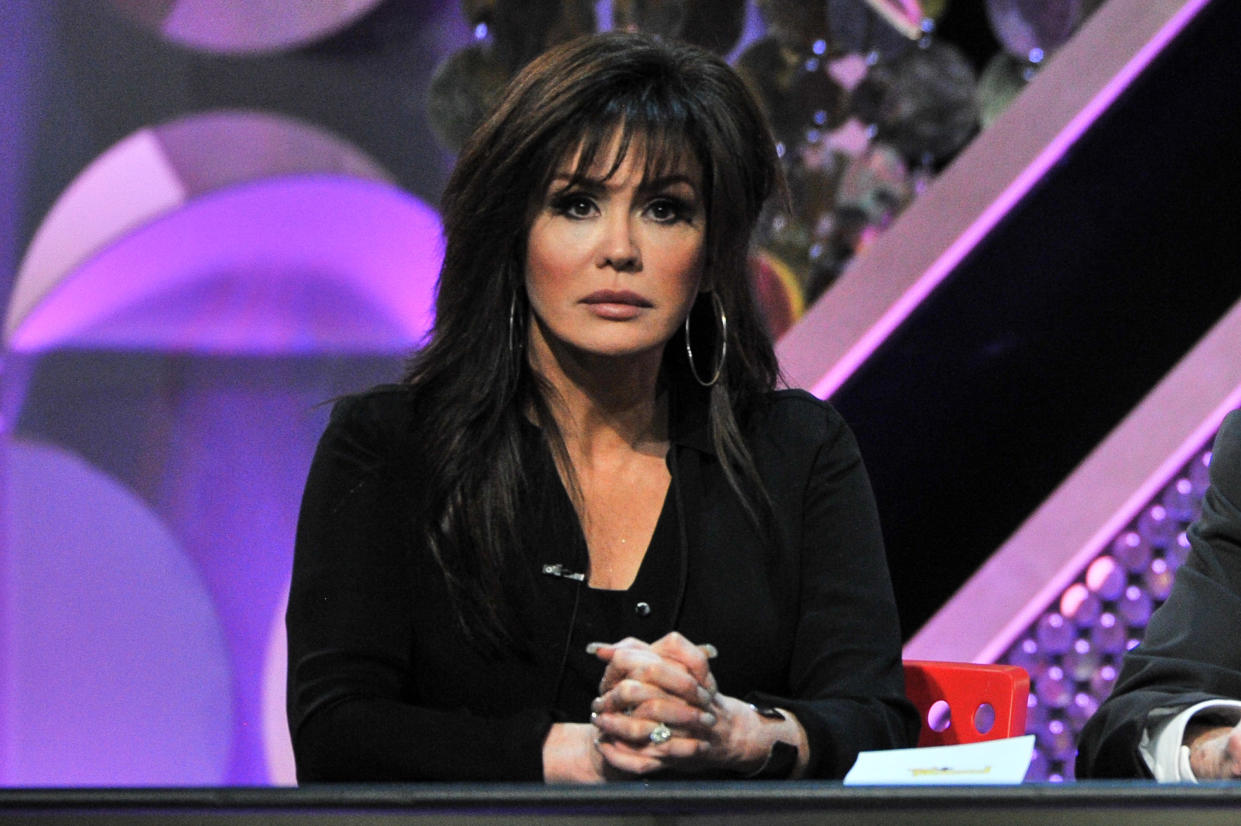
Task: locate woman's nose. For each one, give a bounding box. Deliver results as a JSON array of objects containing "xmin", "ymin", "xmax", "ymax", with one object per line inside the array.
[{"xmin": 596, "ymin": 214, "xmax": 642, "ymax": 273}]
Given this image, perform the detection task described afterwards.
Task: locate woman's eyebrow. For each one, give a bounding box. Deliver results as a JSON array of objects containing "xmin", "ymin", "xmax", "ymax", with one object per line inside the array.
[
  {"xmin": 638, "ymin": 174, "xmax": 699, "ymax": 193},
  {"xmin": 545, "ymin": 171, "xmax": 700, "ymax": 195},
  {"xmin": 548, "ymin": 172, "xmax": 603, "ymax": 190}
]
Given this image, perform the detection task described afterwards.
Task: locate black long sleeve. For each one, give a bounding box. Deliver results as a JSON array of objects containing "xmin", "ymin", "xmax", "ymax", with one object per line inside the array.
[
  {"xmin": 286, "ymin": 388, "xmax": 556, "ymax": 781},
  {"xmin": 1076, "ymin": 409, "xmax": 1241, "ymax": 778},
  {"xmin": 286, "ymin": 385, "xmax": 916, "ymax": 781}
]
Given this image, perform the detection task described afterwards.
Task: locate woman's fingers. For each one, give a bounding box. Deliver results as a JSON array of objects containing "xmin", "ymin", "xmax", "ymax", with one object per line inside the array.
[
  {"xmin": 649, "ymin": 632, "xmax": 718, "ymax": 695},
  {"xmin": 594, "ymin": 730, "xmax": 708, "ymax": 776},
  {"xmin": 595, "ymin": 739, "xmax": 665, "ymax": 776},
  {"xmin": 590, "ymin": 639, "xmax": 659, "ymax": 694},
  {"xmin": 591, "ymin": 632, "xmax": 718, "ymax": 696},
  {"xmin": 592, "ymin": 679, "xmax": 671, "ymax": 714},
  {"xmin": 592, "ymin": 686, "xmax": 717, "ymax": 730},
  {"xmin": 593, "ymin": 711, "xmax": 690, "ymax": 745},
  {"xmin": 595, "ymin": 647, "xmax": 713, "ymax": 708},
  {"xmin": 592, "ymin": 711, "xmax": 712, "ymax": 745},
  {"xmin": 586, "ymin": 637, "xmax": 651, "ymax": 661}
]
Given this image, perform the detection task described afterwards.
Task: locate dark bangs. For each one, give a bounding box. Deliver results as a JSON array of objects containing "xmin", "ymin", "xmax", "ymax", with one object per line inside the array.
[{"xmin": 531, "ymin": 93, "xmax": 712, "ymax": 210}]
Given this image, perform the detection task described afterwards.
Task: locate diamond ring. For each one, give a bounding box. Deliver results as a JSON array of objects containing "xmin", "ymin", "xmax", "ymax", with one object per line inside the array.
[{"xmin": 649, "ymin": 723, "xmax": 672, "ymax": 745}]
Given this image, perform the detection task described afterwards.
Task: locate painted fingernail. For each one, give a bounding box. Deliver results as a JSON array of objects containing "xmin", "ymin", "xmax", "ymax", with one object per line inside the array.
[
  {"xmin": 701, "ymin": 643, "xmax": 718, "ymax": 659},
  {"xmin": 585, "ymin": 642, "xmax": 604, "ymax": 654},
  {"xmin": 590, "ymin": 697, "xmax": 603, "ymax": 713},
  {"xmin": 700, "ymin": 712, "xmax": 717, "ymax": 727},
  {"xmin": 697, "ymin": 687, "xmax": 713, "ymax": 706}
]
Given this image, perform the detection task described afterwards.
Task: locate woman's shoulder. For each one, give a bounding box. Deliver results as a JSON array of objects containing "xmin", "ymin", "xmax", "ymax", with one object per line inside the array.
[
  {"xmin": 734, "ymin": 389, "xmax": 867, "ymax": 493},
  {"xmin": 750, "ymin": 388, "xmax": 850, "ymax": 438},
  {"xmin": 319, "ymin": 383, "xmax": 420, "ymax": 468},
  {"xmin": 328, "ymin": 383, "xmax": 416, "ymax": 427},
  {"xmin": 732, "ymin": 388, "xmax": 859, "ymax": 466}
]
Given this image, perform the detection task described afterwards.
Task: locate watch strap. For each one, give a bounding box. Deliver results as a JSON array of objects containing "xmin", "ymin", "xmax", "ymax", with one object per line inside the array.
[{"xmin": 745, "ymin": 740, "xmax": 799, "ymax": 779}]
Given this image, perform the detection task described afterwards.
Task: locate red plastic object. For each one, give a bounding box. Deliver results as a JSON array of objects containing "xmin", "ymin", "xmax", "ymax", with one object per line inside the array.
[{"xmin": 902, "ymin": 660, "xmax": 1030, "ymax": 747}]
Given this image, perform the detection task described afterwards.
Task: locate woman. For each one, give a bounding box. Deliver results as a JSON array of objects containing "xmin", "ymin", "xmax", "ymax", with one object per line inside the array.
[{"xmin": 286, "ymin": 31, "xmax": 916, "ymax": 783}]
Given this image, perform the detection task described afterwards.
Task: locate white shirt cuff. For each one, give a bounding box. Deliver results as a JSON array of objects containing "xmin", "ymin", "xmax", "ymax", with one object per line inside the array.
[{"xmin": 1140, "ymin": 700, "xmax": 1241, "ymax": 782}]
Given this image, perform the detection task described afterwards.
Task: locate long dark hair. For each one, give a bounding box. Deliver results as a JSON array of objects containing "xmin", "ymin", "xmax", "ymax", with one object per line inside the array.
[{"xmin": 404, "ymin": 32, "xmax": 784, "ymax": 647}]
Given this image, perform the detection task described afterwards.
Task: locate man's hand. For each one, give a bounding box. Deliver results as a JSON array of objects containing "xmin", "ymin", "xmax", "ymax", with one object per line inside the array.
[{"xmin": 1185, "ymin": 719, "xmax": 1241, "ymax": 779}]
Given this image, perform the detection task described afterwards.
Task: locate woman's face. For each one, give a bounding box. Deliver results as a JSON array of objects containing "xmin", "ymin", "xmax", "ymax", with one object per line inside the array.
[{"xmin": 524, "ymin": 134, "xmax": 707, "ymax": 370}]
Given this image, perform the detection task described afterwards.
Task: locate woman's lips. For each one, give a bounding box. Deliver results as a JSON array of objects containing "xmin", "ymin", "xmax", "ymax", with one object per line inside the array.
[{"xmin": 581, "ymin": 290, "xmax": 652, "ymax": 320}]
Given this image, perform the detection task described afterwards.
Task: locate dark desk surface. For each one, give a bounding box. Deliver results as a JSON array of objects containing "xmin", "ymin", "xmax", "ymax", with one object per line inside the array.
[{"xmin": 2, "ymin": 783, "xmax": 1241, "ymax": 824}]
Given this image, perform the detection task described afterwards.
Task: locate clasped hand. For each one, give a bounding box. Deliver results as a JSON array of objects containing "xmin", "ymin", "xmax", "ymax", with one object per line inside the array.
[
  {"xmin": 1187, "ymin": 719, "xmax": 1241, "ymax": 780},
  {"xmin": 585, "ymin": 631, "xmax": 773, "ymax": 777}
]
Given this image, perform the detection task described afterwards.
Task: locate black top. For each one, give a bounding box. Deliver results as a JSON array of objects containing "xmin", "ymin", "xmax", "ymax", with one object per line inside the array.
[
  {"xmin": 541, "ymin": 433, "xmax": 681, "ymax": 716},
  {"xmin": 1076, "ymin": 408, "xmax": 1241, "ymax": 778},
  {"xmin": 286, "ymin": 383, "xmax": 917, "ymax": 782}
]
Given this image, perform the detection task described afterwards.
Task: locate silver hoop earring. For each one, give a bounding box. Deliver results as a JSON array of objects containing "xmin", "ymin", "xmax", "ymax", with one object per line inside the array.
[
  {"xmin": 508, "ymin": 288, "xmax": 518, "ymax": 349},
  {"xmin": 508, "ymin": 291, "xmax": 520, "ymax": 355},
  {"xmin": 684, "ymin": 291, "xmax": 727, "ymax": 387}
]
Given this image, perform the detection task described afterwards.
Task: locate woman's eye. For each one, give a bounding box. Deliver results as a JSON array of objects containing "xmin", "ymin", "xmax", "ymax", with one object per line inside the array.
[
  {"xmin": 552, "ymin": 194, "xmax": 596, "ymax": 218},
  {"xmin": 647, "ymin": 199, "xmax": 686, "ymax": 223}
]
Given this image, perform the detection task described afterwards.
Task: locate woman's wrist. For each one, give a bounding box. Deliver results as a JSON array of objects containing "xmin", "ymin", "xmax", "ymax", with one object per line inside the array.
[
  {"xmin": 715, "ymin": 697, "xmax": 808, "ymax": 777},
  {"xmin": 741, "ymin": 702, "xmax": 810, "ymax": 779},
  {"xmin": 543, "ymin": 722, "xmax": 605, "ymax": 784}
]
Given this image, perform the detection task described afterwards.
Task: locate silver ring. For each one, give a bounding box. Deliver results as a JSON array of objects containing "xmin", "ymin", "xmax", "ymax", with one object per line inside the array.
[{"xmin": 649, "ymin": 723, "xmax": 672, "ymax": 745}]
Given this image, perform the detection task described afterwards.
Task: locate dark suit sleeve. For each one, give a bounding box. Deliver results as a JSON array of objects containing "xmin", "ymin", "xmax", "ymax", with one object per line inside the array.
[
  {"xmin": 285, "ymin": 392, "xmax": 555, "ymax": 782},
  {"xmin": 750, "ymin": 398, "xmax": 920, "ymax": 777},
  {"xmin": 1076, "ymin": 409, "xmax": 1241, "ymax": 778}
]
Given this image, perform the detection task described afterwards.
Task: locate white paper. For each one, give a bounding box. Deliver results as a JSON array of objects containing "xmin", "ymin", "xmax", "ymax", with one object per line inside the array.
[{"xmin": 843, "ymin": 735, "xmax": 1035, "ymax": 785}]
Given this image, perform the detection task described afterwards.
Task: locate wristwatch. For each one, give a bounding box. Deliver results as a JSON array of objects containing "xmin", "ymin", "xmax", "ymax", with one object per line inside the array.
[{"xmin": 745, "ymin": 704, "xmax": 798, "ymax": 779}]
